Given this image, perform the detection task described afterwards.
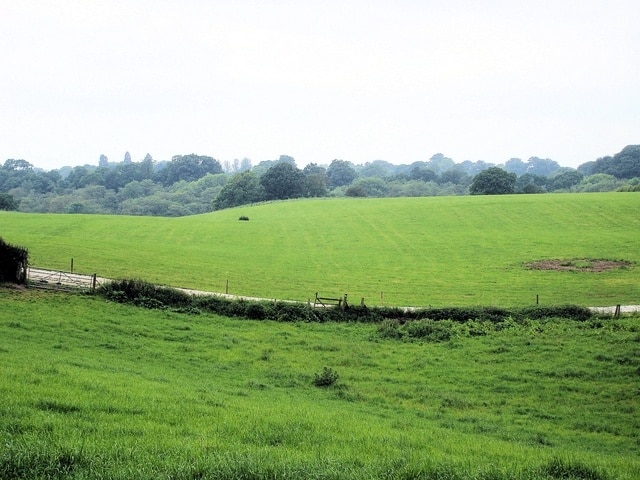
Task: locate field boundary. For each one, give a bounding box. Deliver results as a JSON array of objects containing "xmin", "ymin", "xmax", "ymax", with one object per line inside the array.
[
  {"xmin": 26, "ymin": 267, "xmax": 640, "ymax": 315},
  {"xmin": 27, "ymin": 267, "xmax": 105, "ymax": 292}
]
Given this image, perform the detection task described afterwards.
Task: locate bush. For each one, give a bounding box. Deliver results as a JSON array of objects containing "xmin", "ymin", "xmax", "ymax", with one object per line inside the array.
[
  {"xmin": 514, "ymin": 305, "xmax": 593, "ymax": 322},
  {"xmin": 266, "ymin": 302, "xmax": 317, "ymax": 322},
  {"xmin": 98, "ymin": 279, "xmax": 192, "ymax": 309},
  {"xmin": 0, "ymin": 237, "xmax": 28, "ymax": 284},
  {"xmin": 404, "ymin": 319, "xmax": 453, "ymax": 342},
  {"xmin": 376, "ymin": 319, "xmax": 403, "ymax": 339},
  {"xmin": 97, "ymin": 278, "xmax": 595, "ymax": 326},
  {"xmin": 313, "ymin": 367, "xmax": 339, "ymax": 387}
]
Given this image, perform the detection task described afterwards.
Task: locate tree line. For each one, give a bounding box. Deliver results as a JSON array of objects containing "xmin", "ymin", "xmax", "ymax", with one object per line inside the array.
[{"xmin": 1, "ymin": 146, "xmax": 639, "ymax": 216}]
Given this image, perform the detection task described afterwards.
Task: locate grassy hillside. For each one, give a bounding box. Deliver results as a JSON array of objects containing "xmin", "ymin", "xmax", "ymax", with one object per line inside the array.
[
  {"xmin": 1, "ymin": 287, "xmax": 639, "ymax": 479},
  {"xmin": 2, "ymin": 192, "xmax": 639, "ymax": 306}
]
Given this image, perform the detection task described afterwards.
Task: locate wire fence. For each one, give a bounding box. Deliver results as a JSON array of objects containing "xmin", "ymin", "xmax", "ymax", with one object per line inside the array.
[{"xmin": 27, "ymin": 267, "xmax": 105, "ymax": 292}]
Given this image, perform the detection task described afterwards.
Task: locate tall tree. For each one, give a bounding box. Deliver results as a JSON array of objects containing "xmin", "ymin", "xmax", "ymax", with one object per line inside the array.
[
  {"xmin": 470, "ymin": 167, "xmax": 516, "ymax": 195},
  {"xmin": 153, "ymin": 154, "xmax": 223, "ymax": 186},
  {"xmin": 586, "ymin": 145, "xmax": 640, "ymax": 179},
  {"xmin": 326, "ymin": 160, "xmax": 357, "ymax": 188},
  {"xmin": 260, "ymin": 163, "xmax": 306, "ymax": 200},
  {"xmin": 213, "ymin": 171, "xmax": 265, "ymax": 210},
  {"xmin": 0, "ymin": 193, "xmax": 19, "ymax": 210}
]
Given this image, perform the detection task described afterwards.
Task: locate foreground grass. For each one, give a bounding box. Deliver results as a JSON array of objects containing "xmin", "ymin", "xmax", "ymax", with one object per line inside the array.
[
  {"xmin": 1, "ymin": 193, "xmax": 640, "ymax": 306},
  {"xmin": 1, "ymin": 287, "xmax": 639, "ymax": 479}
]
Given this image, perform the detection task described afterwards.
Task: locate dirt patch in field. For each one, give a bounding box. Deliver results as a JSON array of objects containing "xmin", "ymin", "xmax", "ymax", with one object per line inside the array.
[{"xmin": 524, "ymin": 258, "xmax": 633, "ymax": 272}]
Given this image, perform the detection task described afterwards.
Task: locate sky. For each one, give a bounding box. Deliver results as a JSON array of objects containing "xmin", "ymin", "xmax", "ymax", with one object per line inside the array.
[{"xmin": 1, "ymin": 0, "xmax": 638, "ymax": 171}]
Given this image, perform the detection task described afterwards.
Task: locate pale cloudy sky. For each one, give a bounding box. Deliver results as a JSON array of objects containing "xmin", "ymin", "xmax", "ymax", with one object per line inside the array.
[{"xmin": 1, "ymin": 0, "xmax": 638, "ymax": 171}]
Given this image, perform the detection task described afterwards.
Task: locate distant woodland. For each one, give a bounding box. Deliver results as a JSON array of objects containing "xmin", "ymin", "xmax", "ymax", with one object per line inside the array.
[{"xmin": 1, "ymin": 146, "xmax": 639, "ymax": 216}]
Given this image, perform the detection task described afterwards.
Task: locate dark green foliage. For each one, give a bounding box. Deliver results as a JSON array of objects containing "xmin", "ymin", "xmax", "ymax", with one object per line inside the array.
[
  {"xmin": 238, "ymin": 215, "xmax": 249, "ymax": 221},
  {"xmin": 0, "ymin": 192, "xmax": 19, "ymax": 210},
  {"xmin": 313, "ymin": 367, "xmax": 339, "ymax": 387},
  {"xmin": 98, "ymin": 279, "xmax": 192, "ymax": 309},
  {"xmin": 515, "ymin": 305, "xmax": 593, "ymax": 322},
  {"xmin": 345, "ymin": 184, "xmax": 368, "ymax": 197},
  {"xmin": 326, "ymin": 159, "xmax": 357, "ymax": 188},
  {"xmin": 213, "ymin": 171, "xmax": 265, "ymax": 210},
  {"xmin": 470, "ymin": 167, "xmax": 517, "ymax": 195},
  {"xmin": 98, "ymin": 281, "xmax": 595, "ymax": 333},
  {"xmin": 153, "ymin": 154, "xmax": 223, "ymax": 186},
  {"xmin": 404, "ymin": 319, "xmax": 453, "ymax": 342},
  {"xmin": 266, "ymin": 302, "xmax": 318, "ymax": 322},
  {"xmin": 260, "ymin": 163, "xmax": 307, "ymax": 200},
  {"xmin": 549, "ymin": 170, "xmax": 584, "ymax": 191},
  {"xmin": 0, "ymin": 237, "xmax": 28, "ymax": 284},
  {"xmin": 584, "ymin": 145, "xmax": 640, "ymax": 179}
]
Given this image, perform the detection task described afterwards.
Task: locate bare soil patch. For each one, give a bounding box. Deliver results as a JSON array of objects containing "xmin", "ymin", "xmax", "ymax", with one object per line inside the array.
[{"xmin": 524, "ymin": 258, "xmax": 633, "ymax": 273}]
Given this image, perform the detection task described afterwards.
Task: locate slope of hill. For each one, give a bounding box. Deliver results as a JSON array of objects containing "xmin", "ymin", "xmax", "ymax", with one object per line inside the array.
[
  {"xmin": 1, "ymin": 288, "xmax": 639, "ymax": 479},
  {"xmin": 1, "ymin": 193, "xmax": 639, "ymax": 306}
]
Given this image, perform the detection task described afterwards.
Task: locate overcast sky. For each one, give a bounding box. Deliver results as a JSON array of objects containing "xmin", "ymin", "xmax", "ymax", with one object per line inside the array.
[{"xmin": 1, "ymin": 0, "xmax": 638, "ymax": 171}]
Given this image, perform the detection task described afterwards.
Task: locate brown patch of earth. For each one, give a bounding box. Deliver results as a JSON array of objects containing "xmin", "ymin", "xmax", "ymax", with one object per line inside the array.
[{"xmin": 524, "ymin": 258, "xmax": 633, "ymax": 272}]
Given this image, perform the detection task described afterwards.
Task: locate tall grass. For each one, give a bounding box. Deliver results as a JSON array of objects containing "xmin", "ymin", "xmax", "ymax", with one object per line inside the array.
[
  {"xmin": 1, "ymin": 193, "xmax": 639, "ymax": 306},
  {"xmin": 1, "ymin": 287, "xmax": 639, "ymax": 479}
]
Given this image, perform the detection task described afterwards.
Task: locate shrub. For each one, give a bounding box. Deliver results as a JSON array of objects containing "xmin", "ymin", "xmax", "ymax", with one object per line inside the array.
[
  {"xmin": 0, "ymin": 237, "xmax": 28, "ymax": 284},
  {"xmin": 313, "ymin": 367, "xmax": 339, "ymax": 387},
  {"xmin": 515, "ymin": 305, "xmax": 593, "ymax": 322},
  {"xmin": 98, "ymin": 279, "xmax": 192, "ymax": 309},
  {"xmin": 245, "ymin": 302, "xmax": 266, "ymax": 320},
  {"xmin": 266, "ymin": 302, "xmax": 317, "ymax": 322},
  {"xmin": 376, "ymin": 319, "xmax": 404, "ymax": 339},
  {"xmin": 239, "ymin": 216, "xmax": 249, "ymax": 221},
  {"xmin": 404, "ymin": 319, "xmax": 453, "ymax": 342}
]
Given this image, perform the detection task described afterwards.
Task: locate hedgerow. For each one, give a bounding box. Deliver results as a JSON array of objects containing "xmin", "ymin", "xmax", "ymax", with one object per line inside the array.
[{"xmin": 97, "ymin": 279, "xmax": 595, "ymax": 325}]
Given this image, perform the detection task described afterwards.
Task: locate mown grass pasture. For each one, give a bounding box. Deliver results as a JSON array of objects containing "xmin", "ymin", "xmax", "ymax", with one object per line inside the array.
[
  {"xmin": 2, "ymin": 193, "xmax": 639, "ymax": 306},
  {"xmin": 1, "ymin": 288, "xmax": 639, "ymax": 479}
]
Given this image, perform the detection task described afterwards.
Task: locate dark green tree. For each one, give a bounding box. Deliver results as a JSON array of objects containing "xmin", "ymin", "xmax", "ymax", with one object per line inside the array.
[
  {"xmin": 0, "ymin": 237, "xmax": 28, "ymax": 283},
  {"xmin": 2, "ymin": 159, "xmax": 33, "ymax": 172},
  {"xmin": 345, "ymin": 184, "xmax": 368, "ymax": 197},
  {"xmin": 153, "ymin": 154, "xmax": 223, "ymax": 186},
  {"xmin": 349, "ymin": 177, "xmax": 389, "ymax": 197},
  {"xmin": 302, "ymin": 163, "xmax": 328, "ymax": 197},
  {"xmin": 0, "ymin": 193, "xmax": 19, "ymax": 210},
  {"xmin": 470, "ymin": 167, "xmax": 517, "ymax": 195},
  {"xmin": 213, "ymin": 171, "xmax": 265, "ymax": 210},
  {"xmin": 302, "ymin": 163, "xmax": 326, "ymax": 176},
  {"xmin": 410, "ymin": 166, "xmax": 438, "ymax": 182},
  {"xmin": 515, "ymin": 173, "xmax": 547, "ymax": 193},
  {"xmin": 304, "ymin": 173, "xmax": 328, "ymax": 197},
  {"xmin": 549, "ymin": 170, "xmax": 584, "ymax": 191},
  {"xmin": 326, "ymin": 159, "xmax": 357, "ymax": 188},
  {"xmin": 438, "ymin": 169, "xmax": 470, "ymax": 185},
  {"xmin": 260, "ymin": 163, "xmax": 306, "ymax": 200},
  {"xmin": 589, "ymin": 145, "xmax": 640, "ymax": 179}
]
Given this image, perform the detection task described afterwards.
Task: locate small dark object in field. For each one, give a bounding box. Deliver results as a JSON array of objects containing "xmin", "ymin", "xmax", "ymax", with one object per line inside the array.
[
  {"xmin": 239, "ymin": 216, "xmax": 249, "ymax": 221},
  {"xmin": 313, "ymin": 367, "xmax": 339, "ymax": 387}
]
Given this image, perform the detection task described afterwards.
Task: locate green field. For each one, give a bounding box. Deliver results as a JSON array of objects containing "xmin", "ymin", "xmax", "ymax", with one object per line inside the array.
[
  {"xmin": 1, "ymin": 288, "xmax": 639, "ymax": 479},
  {"xmin": 2, "ymin": 193, "xmax": 639, "ymax": 307}
]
